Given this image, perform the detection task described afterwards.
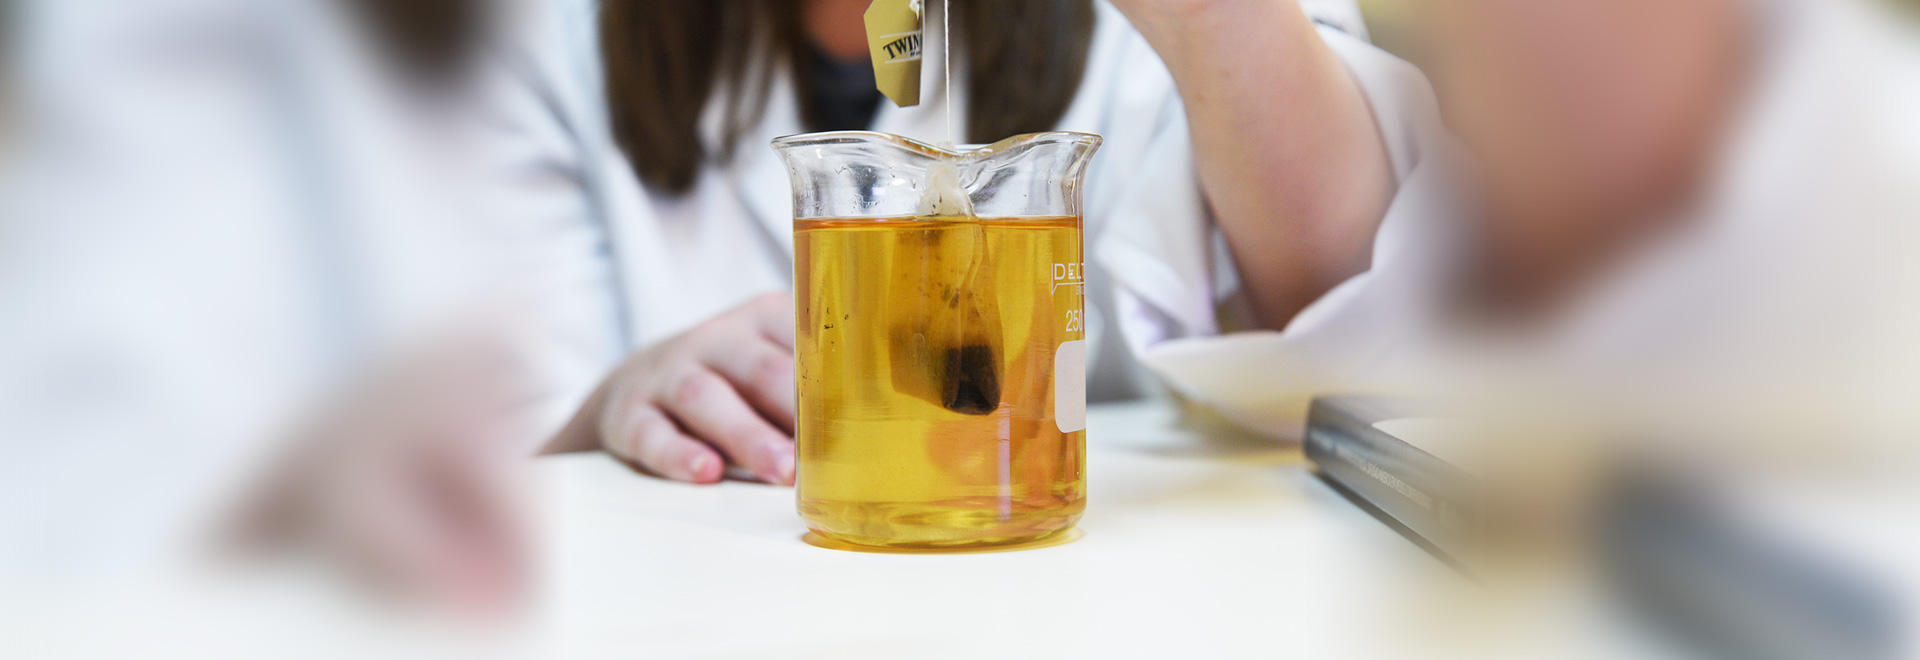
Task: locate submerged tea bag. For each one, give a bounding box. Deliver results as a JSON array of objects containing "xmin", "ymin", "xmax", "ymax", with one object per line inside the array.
[
  {"xmin": 864, "ymin": 0, "xmax": 923, "ymax": 108},
  {"xmin": 885, "ymin": 221, "xmax": 1004, "ymax": 416}
]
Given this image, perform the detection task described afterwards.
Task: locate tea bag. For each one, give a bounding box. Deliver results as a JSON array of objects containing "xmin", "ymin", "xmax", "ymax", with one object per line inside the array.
[
  {"xmin": 887, "ymin": 151, "xmax": 992, "ymax": 415},
  {"xmin": 887, "ymin": 221, "xmax": 1002, "ymax": 416},
  {"xmin": 920, "ymin": 159, "xmax": 975, "ymax": 218},
  {"xmin": 942, "ymin": 236, "xmax": 1002, "ymax": 415},
  {"xmin": 870, "ymin": 0, "xmax": 993, "ymax": 414}
]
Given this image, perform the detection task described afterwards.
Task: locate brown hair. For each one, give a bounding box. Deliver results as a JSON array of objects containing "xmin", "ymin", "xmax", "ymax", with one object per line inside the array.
[
  {"xmin": 601, "ymin": 0, "xmax": 1096, "ymax": 195},
  {"xmin": 340, "ymin": 0, "xmax": 486, "ymax": 85}
]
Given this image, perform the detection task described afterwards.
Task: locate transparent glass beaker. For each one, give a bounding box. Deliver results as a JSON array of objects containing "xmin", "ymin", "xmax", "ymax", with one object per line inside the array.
[{"xmin": 773, "ymin": 131, "xmax": 1101, "ymax": 549}]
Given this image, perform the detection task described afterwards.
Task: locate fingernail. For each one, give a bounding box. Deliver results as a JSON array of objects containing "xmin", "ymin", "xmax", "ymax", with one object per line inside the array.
[
  {"xmin": 686, "ymin": 454, "xmax": 717, "ymax": 482},
  {"xmin": 772, "ymin": 449, "xmax": 796, "ymax": 486}
]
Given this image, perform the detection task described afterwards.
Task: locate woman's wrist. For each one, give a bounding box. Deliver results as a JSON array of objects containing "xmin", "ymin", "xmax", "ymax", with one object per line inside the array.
[
  {"xmin": 1111, "ymin": 0, "xmax": 1308, "ymax": 77},
  {"xmin": 1108, "ymin": 0, "xmax": 1252, "ymax": 22}
]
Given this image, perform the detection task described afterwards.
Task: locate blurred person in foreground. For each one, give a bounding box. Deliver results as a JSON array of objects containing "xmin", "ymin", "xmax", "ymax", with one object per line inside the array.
[
  {"xmin": 1102, "ymin": 1, "xmax": 1918, "ymax": 655},
  {"xmin": 0, "ymin": 0, "xmax": 554, "ymax": 620},
  {"xmin": 491, "ymin": 0, "xmax": 1373, "ymax": 484},
  {"xmin": 1099, "ymin": 0, "xmax": 1920, "ymax": 444}
]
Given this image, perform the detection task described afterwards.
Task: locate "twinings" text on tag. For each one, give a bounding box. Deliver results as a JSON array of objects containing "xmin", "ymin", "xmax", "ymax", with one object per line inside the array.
[{"xmin": 864, "ymin": 0, "xmax": 923, "ymax": 107}]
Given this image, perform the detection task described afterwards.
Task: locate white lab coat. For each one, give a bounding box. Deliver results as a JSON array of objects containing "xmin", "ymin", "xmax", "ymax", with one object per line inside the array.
[
  {"xmin": 1099, "ymin": 0, "xmax": 1920, "ymax": 440},
  {"xmin": 480, "ymin": 0, "xmax": 1372, "ymax": 415}
]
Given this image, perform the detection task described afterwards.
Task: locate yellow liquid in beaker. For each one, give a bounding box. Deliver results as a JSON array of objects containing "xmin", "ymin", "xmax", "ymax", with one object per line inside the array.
[{"xmin": 793, "ymin": 216, "xmax": 1086, "ymax": 548}]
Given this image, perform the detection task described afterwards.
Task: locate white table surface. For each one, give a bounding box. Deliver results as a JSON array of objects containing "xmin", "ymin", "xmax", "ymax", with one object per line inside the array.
[{"xmin": 540, "ymin": 400, "xmax": 1468, "ymax": 659}]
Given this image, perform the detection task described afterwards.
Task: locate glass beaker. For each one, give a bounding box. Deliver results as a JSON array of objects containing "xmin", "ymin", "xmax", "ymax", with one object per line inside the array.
[{"xmin": 773, "ymin": 131, "xmax": 1101, "ymax": 549}]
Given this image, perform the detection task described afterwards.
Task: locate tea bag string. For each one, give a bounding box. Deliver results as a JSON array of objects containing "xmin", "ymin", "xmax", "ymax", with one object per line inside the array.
[
  {"xmin": 942, "ymin": 0, "xmax": 955, "ymax": 149},
  {"xmin": 920, "ymin": 0, "xmax": 972, "ymax": 218}
]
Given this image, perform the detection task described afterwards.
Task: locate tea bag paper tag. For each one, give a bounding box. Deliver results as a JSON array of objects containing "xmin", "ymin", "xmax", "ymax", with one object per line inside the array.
[{"xmin": 865, "ymin": 0, "xmax": 923, "ymax": 107}]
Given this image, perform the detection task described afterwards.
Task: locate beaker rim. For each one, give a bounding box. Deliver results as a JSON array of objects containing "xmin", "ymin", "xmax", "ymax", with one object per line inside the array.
[{"xmin": 770, "ymin": 130, "xmax": 1102, "ymax": 159}]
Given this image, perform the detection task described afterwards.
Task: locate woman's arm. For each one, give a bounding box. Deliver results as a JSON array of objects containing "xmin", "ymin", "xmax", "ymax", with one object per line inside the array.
[{"xmin": 1109, "ymin": 0, "xmax": 1392, "ymax": 331}]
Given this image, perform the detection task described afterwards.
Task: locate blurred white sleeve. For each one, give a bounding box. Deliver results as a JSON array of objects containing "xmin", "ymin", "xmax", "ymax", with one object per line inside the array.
[
  {"xmin": 1096, "ymin": 25, "xmax": 1452, "ymax": 438},
  {"xmin": 467, "ymin": 0, "xmax": 627, "ymax": 449}
]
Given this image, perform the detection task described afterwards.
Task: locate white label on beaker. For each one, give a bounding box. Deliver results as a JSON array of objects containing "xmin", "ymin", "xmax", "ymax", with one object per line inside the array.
[{"xmin": 1053, "ymin": 340, "xmax": 1087, "ymax": 433}]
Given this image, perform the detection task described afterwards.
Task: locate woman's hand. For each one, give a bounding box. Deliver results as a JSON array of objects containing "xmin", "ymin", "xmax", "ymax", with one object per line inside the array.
[
  {"xmin": 545, "ymin": 293, "xmax": 798, "ymax": 486},
  {"xmin": 1108, "ymin": 0, "xmax": 1394, "ymax": 332}
]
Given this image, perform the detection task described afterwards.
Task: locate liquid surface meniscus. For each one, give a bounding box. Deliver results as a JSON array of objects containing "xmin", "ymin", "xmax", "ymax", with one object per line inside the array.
[{"xmin": 793, "ymin": 216, "xmax": 1086, "ymax": 548}]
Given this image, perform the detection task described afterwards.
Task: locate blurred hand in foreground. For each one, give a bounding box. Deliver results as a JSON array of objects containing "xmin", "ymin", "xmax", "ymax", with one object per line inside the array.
[
  {"xmin": 236, "ymin": 332, "xmax": 539, "ymax": 618},
  {"xmin": 544, "ymin": 293, "xmax": 797, "ymax": 486}
]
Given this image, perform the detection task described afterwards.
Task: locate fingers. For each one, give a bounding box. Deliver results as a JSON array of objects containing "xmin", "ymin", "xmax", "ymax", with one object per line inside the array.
[
  {"xmin": 577, "ymin": 293, "xmax": 799, "ymax": 486},
  {"xmin": 700, "ymin": 337, "xmax": 797, "ymax": 434},
  {"xmin": 431, "ymin": 439, "xmax": 530, "ymax": 574},
  {"xmin": 600, "ymin": 399, "xmax": 726, "ymax": 484},
  {"xmin": 415, "ymin": 443, "xmax": 529, "ymax": 614},
  {"xmin": 746, "ymin": 293, "xmax": 796, "ymax": 349},
  {"xmin": 658, "ymin": 368, "xmax": 796, "ymax": 486},
  {"xmin": 328, "ymin": 451, "xmax": 516, "ymax": 616}
]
